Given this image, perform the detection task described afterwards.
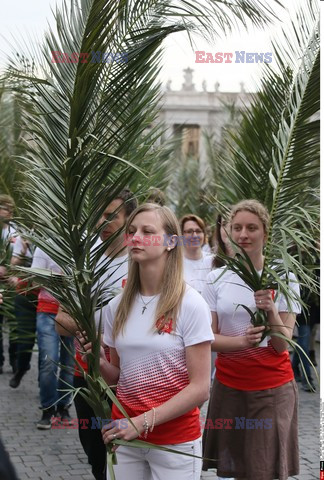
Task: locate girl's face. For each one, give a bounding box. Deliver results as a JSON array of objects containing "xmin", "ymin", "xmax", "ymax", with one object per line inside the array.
[
  {"xmin": 220, "ymin": 218, "xmax": 230, "ymax": 247},
  {"xmin": 182, "ymin": 220, "xmax": 204, "ymax": 251},
  {"xmin": 127, "ymin": 210, "xmax": 172, "ymax": 264},
  {"xmin": 231, "ymin": 210, "xmax": 266, "ymax": 257}
]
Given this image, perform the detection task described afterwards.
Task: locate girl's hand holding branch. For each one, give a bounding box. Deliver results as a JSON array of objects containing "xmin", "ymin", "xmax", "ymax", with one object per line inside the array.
[
  {"xmin": 244, "ymin": 325, "xmax": 266, "ymax": 347},
  {"xmin": 254, "ymin": 289, "xmax": 276, "ymax": 313},
  {"xmin": 76, "ymin": 331, "xmax": 107, "ymax": 367},
  {"xmin": 101, "ymin": 414, "xmax": 145, "ymax": 451}
]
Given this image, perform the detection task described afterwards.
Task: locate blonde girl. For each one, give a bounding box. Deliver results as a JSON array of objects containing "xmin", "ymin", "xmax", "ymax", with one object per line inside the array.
[
  {"xmin": 99, "ymin": 203, "xmax": 214, "ymax": 480},
  {"xmin": 202, "ymin": 199, "xmax": 300, "ymax": 480}
]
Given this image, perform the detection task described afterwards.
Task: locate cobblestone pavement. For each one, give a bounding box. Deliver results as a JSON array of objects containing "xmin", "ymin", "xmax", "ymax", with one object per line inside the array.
[{"xmin": 0, "ymin": 336, "xmax": 320, "ymax": 480}]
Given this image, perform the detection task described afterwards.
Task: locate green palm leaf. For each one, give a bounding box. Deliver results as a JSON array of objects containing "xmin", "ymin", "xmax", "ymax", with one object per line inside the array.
[{"xmin": 210, "ymin": 0, "xmax": 319, "ymax": 302}]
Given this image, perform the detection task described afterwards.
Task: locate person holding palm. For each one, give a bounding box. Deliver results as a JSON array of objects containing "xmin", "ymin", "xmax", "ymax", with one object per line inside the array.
[
  {"xmin": 202, "ymin": 199, "xmax": 300, "ymax": 480},
  {"xmin": 94, "ymin": 203, "xmax": 214, "ymax": 480}
]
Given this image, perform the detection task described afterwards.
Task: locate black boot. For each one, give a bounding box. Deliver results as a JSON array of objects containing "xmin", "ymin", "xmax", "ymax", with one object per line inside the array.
[
  {"xmin": 56, "ymin": 406, "xmax": 73, "ymax": 425},
  {"xmin": 9, "ymin": 370, "xmax": 27, "ymax": 388},
  {"xmin": 36, "ymin": 407, "xmax": 56, "ymax": 430}
]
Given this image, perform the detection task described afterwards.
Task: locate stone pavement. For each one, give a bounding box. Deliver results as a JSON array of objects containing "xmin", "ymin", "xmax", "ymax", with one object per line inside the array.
[{"xmin": 0, "ymin": 336, "xmax": 320, "ymax": 480}]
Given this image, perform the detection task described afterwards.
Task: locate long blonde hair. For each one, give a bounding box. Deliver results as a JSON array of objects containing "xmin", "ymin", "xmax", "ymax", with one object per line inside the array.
[{"xmin": 112, "ymin": 203, "xmax": 186, "ymax": 339}]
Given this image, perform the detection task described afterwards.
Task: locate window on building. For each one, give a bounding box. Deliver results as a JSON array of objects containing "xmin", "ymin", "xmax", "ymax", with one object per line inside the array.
[{"xmin": 174, "ymin": 124, "xmax": 200, "ymax": 158}]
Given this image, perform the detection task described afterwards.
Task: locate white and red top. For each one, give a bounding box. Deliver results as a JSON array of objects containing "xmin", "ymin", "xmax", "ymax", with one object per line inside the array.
[
  {"xmin": 12, "ymin": 236, "xmax": 38, "ymax": 295},
  {"xmin": 31, "ymin": 247, "xmax": 61, "ymax": 314},
  {"xmin": 74, "ymin": 254, "xmax": 128, "ymax": 377},
  {"xmin": 203, "ymin": 267, "xmax": 301, "ymax": 391},
  {"xmin": 103, "ymin": 286, "xmax": 214, "ymax": 445}
]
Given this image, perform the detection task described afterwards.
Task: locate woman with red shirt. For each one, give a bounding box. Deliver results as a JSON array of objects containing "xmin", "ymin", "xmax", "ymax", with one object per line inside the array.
[{"xmin": 202, "ymin": 200, "xmax": 300, "ymax": 480}]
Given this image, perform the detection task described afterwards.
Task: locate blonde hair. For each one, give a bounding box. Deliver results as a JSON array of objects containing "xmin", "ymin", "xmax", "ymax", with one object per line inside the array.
[
  {"xmin": 112, "ymin": 203, "xmax": 186, "ymax": 339},
  {"xmin": 230, "ymin": 199, "xmax": 270, "ymax": 234}
]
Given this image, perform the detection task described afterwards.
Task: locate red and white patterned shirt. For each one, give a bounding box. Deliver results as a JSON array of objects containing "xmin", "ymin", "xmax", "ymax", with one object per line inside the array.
[
  {"xmin": 203, "ymin": 267, "xmax": 301, "ymax": 391},
  {"xmin": 103, "ymin": 286, "xmax": 214, "ymax": 445}
]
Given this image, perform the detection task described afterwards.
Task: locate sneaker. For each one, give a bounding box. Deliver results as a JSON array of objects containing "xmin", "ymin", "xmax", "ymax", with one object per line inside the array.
[
  {"xmin": 301, "ymin": 381, "xmax": 316, "ymax": 393},
  {"xmin": 56, "ymin": 406, "xmax": 73, "ymax": 425},
  {"xmin": 37, "ymin": 408, "xmax": 56, "ymax": 430},
  {"xmin": 9, "ymin": 370, "xmax": 26, "ymax": 389}
]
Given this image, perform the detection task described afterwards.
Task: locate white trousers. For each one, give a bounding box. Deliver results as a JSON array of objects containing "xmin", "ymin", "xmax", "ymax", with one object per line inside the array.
[{"xmin": 107, "ymin": 437, "xmax": 202, "ymax": 480}]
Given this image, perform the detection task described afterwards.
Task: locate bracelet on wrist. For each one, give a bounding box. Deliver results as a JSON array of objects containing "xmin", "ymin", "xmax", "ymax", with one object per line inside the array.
[
  {"xmin": 143, "ymin": 411, "xmax": 149, "ymax": 439},
  {"xmin": 150, "ymin": 407, "xmax": 156, "ymax": 433},
  {"xmin": 143, "ymin": 407, "xmax": 156, "ymax": 438}
]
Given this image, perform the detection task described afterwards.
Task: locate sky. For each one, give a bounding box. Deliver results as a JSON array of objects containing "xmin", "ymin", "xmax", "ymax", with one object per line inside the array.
[{"xmin": 0, "ymin": 0, "xmax": 312, "ymax": 92}]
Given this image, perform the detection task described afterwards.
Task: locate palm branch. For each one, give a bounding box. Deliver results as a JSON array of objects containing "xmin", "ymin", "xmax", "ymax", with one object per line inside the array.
[
  {"xmin": 0, "ymin": 79, "xmax": 34, "ymax": 221},
  {"xmin": 166, "ymin": 152, "xmax": 216, "ymax": 221},
  {"xmin": 4, "ymin": 0, "xmax": 285, "ymax": 474},
  {"xmin": 212, "ymin": 0, "xmax": 319, "ymax": 298}
]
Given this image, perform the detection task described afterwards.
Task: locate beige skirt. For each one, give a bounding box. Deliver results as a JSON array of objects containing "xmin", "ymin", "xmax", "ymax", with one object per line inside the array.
[{"xmin": 202, "ymin": 379, "xmax": 299, "ymax": 480}]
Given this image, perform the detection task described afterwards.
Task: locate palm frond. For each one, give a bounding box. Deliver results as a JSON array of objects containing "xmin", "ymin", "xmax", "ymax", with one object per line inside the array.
[
  {"xmin": 3, "ymin": 0, "xmax": 287, "ymax": 473},
  {"xmin": 261, "ymin": 0, "xmax": 320, "ymax": 290},
  {"xmin": 207, "ymin": 0, "xmax": 319, "ymax": 299}
]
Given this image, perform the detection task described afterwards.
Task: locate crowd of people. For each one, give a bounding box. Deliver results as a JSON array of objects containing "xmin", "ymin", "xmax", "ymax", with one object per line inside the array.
[{"xmin": 0, "ymin": 190, "xmax": 319, "ymax": 480}]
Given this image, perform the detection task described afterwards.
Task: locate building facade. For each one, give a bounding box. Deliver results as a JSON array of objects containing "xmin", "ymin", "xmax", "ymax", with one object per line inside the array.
[{"xmin": 157, "ymin": 67, "xmax": 254, "ymax": 170}]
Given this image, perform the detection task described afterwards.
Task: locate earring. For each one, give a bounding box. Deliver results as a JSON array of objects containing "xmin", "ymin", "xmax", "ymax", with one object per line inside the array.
[{"xmin": 167, "ymin": 247, "xmax": 171, "ymax": 251}]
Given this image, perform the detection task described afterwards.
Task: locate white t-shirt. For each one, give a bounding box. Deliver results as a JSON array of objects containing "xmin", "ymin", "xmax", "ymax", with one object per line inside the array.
[
  {"xmin": 203, "ymin": 267, "xmax": 301, "ymax": 337},
  {"xmin": 12, "ymin": 236, "xmax": 33, "ymax": 261},
  {"xmin": 31, "ymin": 247, "xmax": 61, "ymax": 272},
  {"xmin": 103, "ymin": 285, "xmax": 214, "ymax": 444},
  {"xmin": 31, "ymin": 247, "xmax": 62, "ymax": 307},
  {"xmin": 93, "ymin": 253, "xmax": 128, "ymax": 330},
  {"xmin": 202, "ymin": 267, "xmax": 301, "ymax": 391},
  {"xmin": 183, "ymin": 254, "xmax": 213, "ymax": 294}
]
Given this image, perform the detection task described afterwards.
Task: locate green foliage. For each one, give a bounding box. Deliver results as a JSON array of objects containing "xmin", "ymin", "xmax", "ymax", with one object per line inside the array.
[
  {"xmin": 166, "ymin": 153, "xmax": 216, "ymax": 222},
  {"xmin": 3, "ymin": 0, "xmax": 287, "ymax": 473},
  {"xmin": 0, "ymin": 83, "xmax": 31, "ymax": 218},
  {"xmin": 209, "ymin": 0, "xmax": 320, "ymax": 298}
]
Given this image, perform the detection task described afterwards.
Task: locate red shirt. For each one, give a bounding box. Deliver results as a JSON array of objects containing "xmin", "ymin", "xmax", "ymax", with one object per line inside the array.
[
  {"xmin": 215, "ymin": 342, "xmax": 294, "ymax": 391},
  {"xmin": 112, "ymin": 403, "xmax": 201, "ymax": 445},
  {"xmin": 74, "ymin": 344, "xmax": 110, "ymax": 377}
]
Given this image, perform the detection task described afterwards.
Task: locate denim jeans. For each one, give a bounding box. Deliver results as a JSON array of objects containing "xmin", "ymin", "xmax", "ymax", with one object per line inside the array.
[
  {"xmin": 37, "ymin": 312, "xmax": 74, "ymax": 409},
  {"xmin": 291, "ymin": 324, "xmax": 311, "ymax": 383}
]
